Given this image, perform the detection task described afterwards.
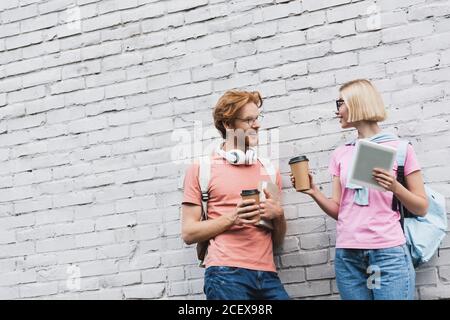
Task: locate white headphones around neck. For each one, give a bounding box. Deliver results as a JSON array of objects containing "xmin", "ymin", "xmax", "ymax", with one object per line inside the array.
[{"xmin": 216, "ymin": 146, "xmax": 257, "ymax": 166}]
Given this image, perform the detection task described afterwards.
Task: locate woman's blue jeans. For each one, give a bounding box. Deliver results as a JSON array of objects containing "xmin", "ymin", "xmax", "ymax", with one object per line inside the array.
[{"xmin": 335, "ymin": 244, "xmax": 415, "ymax": 300}]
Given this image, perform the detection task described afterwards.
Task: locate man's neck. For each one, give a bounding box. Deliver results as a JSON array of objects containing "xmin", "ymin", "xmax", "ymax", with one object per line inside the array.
[{"xmin": 223, "ymin": 140, "xmax": 247, "ymax": 152}]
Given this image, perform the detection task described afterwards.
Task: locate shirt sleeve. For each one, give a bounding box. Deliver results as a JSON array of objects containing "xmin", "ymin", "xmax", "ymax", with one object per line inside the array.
[
  {"xmin": 328, "ymin": 148, "xmax": 340, "ymax": 177},
  {"xmin": 404, "ymin": 143, "xmax": 421, "ymax": 176},
  {"xmin": 182, "ymin": 163, "xmax": 202, "ymax": 206}
]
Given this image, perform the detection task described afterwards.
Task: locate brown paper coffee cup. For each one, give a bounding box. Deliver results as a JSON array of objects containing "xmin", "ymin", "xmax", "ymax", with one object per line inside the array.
[
  {"xmin": 240, "ymin": 189, "xmax": 260, "ymax": 205},
  {"xmin": 289, "ymin": 156, "xmax": 310, "ymax": 191},
  {"xmin": 241, "ymin": 189, "xmax": 274, "ymax": 231}
]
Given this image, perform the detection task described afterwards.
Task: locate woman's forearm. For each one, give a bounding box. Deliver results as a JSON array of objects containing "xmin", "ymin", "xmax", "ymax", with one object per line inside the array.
[
  {"xmin": 393, "ymin": 183, "xmax": 428, "ymax": 216},
  {"xmin": 310, "ymin": 190, "xmax": 340, "ymax": 220}
]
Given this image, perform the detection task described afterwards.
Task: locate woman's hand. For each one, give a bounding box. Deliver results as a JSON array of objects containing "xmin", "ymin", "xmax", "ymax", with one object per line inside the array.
[
  {"xmin": 372, "ymin": 168, "xmax": 400, "ymax": 193},
  {"xmin": 290, "ymin": 172, "xmax": 318, "ymax": 195}
]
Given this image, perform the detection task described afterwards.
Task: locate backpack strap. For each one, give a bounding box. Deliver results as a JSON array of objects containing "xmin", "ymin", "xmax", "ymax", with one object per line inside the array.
[
  {"xmin": 198, "ymin": 156, "xmax": 211, "ymax": 221},
  {"xmin": 396, "ymin": 140, "xmax": 409, "ymax": 167},
  {"xmin": 393, "ymin": 140, "xmax": 411, "ymax": 230},
  {"xmin": 258, "ymin": 157, "xmax": 276, "ymax": 184}
]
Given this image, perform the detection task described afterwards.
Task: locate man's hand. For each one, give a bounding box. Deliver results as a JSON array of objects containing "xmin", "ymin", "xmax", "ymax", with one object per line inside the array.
[
  {"xmin": 224, "ymin": 199, "xmax": 260, "ymax": 226},
  {"xmin": 259, "ymin": 189, "xmax": 284, "ymax": 221}
]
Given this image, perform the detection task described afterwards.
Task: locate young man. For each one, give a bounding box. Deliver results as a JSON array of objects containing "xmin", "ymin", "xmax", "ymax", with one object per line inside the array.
[{"xmin": 181, "ymin": 90, "xmax": 289, "ymax": 300}]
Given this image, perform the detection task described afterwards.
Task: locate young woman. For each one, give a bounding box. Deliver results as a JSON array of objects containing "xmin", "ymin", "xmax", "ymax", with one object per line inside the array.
[{"xmin": 291, "ymin": 79, "xmax": 428, "ymax": 300}]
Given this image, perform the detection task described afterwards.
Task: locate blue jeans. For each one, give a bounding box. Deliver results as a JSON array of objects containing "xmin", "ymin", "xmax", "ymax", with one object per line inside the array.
[
  {"xmin": 204, "ymin": 266, "xmax": 290, "ymax": 300},
  {"xmin": 335, "ymin": 244, "xmax": 415, "ymax": 300}
]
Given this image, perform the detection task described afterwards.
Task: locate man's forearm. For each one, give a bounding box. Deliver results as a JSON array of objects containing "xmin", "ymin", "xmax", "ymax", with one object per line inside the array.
[
  {"xmin": 184, "ymin": 215, "xmax": 234, "ymax": 245},
  {"xmin": 271, "ymin": 214, "xmax": 286, "ymax": 248}
]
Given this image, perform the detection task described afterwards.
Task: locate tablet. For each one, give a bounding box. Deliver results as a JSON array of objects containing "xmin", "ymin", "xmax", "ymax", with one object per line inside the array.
[{"xmin": 348, "ymin": 139, "xmax": 397, "ymax": 191}]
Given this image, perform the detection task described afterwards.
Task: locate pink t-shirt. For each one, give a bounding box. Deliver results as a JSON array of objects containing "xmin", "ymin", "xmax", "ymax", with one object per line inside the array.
[
  {"xmin": 329, "ymin": 140, "xmax": 421, "ymax": 249},
  {"xmin": 182, "ymin": 154, "xmax": 282, "ymax": 272}
]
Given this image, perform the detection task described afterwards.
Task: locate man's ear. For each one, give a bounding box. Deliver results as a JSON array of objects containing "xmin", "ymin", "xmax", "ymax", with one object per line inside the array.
[{"xmin": 223, "ymin": 121, "xmax": 234, "ymax": 131}]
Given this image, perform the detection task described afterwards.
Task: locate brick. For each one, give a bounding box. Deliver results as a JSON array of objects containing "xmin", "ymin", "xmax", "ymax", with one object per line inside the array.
[
  {"xmin": 285, "ymin": 280, "xmax": 331, "ymax": 298},
  {"xmin": 168, "ymin": 0, "xmax": 208, "ymax": 13},
  {"xmin": 75, "ymin": 231, "xmax": 115, "ymax": 248},
  {"xmin": 5, "ymin": 30, "xmax": 42, "ymax": 50},
  {"xmin": 306, "ymin": 264, "xmax": 335, "ymax": 280},
  {"xmin": 355, "ymin": 10, "xmax": 408, "ymax": 33},
  {"xmin": 62, "ymin": 60, "xmax": 101, "ymax": 80},
  {"xmin": 327, "ymin": 1, "xmax": 376, "ymax": 23},
  {"xmin": 81, "ymin": 41, "xmax": 122, "ymax": 60},
  {"xmin": 391, "ymin": 85, "xmax": 443, "ymax": 107},
  {"xmin": 359, "ymin": 43, "xmax": 410, "ymax": 65},
  {"xmin": 306, "ymin": 20, "xmax": 355, "ymax": 42},
  {"xmin": 82, "ymin": 12, "xmax": 121, "ymax": 32},
  {"xmin": 38, "ymin": 0, "xmax": 75, "ymax": 14},
  {"xmin": 411, "ymin": 32, "xmax": 450, "ymax": 54},
  {"xmin": 20, "ymin": 282, "xmax": 58, "ymax": 298},
  {"xmin": 237, "ymin": 51, "xmax": 281, "ymax": 72},
  {"xmin": 331, "ymin": 32, "xmax": 381, "ymax": 53},
  {"xmin": 143, "ymin": 269, "xmax": 168, "ymax": 284},
  {"xmin": 279, "ymin": 267, "xmax": 306, "ymax": 284},
  {"xmin": 122, "ymin": 3, "xmax": 165, "ymax": 22},
  {"xmin": 408, "ymin": 2, "xmax": 450, "ymax": 21},
  {"xmin": 387, "ymin": 54, "xmax": 440, "ymax": 74},
  {"xmin": 278, "ymin": 11, "xmax": 326, "ymax": 32},
  {"xmin": 7, "ymin": 114, "xmax": 46, "ymax": 131},
  {"xmin": 300, "ymin": 233, "xmax": 330, "ymax": 250},
  {"xmin": 105, "ymin": 79, "xmax": 146, "ymax": 99},
  {"xmin": 281, "ymin": 42, "xmax": 330, "ymax": 63},
  {"xmin": 303, "ymin": 0, "xmax": 352, "ymax": 12},
  {"xmin": 36, "ymin": 236, "xmax": 76, "ymax": 253},
  {"xmin": 2, "ymin": 4, "xmax": 38, "ymax": 23},
  {"xmin": 281, "ymin": 249, "xmax": 329, "ymax": 267},
  {"xmin": 8, "ymin": 85, "xmax": 46, "ymax": 104},
  {"xmin": 100, "ymin": 272, "xmax": 141, "ymax": 288},
  {"xmin": 21, "ymin": 12, "xmax": 58, "ymax": 33},
  {"xmin": 123, "ymin": 284, "xmax": 165, "ymax": 299},
  {"xmin": 308, "ymin": 52, "xmax": 358, "ymax": 73},
  {"xmin": 103, "ymin": 52, "xmax": 142, "ymax": 71},
  {"xmin": 185, "ymin": 4, "xmax": 228, "ymax": 24},
  {"xmin": 261, "ymin": 1, "xmax": 302, "ymax": 21},
  {"xmin": 382, "ymin": 21, "xmax": 434, "ymax": 43}
]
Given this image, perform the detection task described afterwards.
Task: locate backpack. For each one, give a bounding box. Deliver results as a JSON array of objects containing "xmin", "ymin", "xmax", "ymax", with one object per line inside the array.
[
  {"xmin": 196, "ymin": 155, "xmax": 277, "ymax": 268},
  {"xmin": 392, "ymin": 140, "xmax": 447, "ymax": 267}
]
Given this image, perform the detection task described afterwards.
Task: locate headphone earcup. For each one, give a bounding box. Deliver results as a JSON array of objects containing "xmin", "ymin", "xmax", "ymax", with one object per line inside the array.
[
  {"xmin": 228, "ymin": 149, "xmax": 246, "ymax": 165},
  {"xmin": 216, "ymin": 147, "xmax": 253, "ymax": 165}
]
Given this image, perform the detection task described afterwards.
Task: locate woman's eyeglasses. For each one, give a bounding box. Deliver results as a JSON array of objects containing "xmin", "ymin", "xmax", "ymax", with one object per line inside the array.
[{"xmin": 336, "ymin": 99, "xmax": 345, "ymax": 111}]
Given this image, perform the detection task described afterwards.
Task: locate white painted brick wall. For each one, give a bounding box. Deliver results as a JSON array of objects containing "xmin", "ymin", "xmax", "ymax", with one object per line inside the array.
[{"xmin": 0, "ymin": 0, "xmax": 449, "ymax": 300}]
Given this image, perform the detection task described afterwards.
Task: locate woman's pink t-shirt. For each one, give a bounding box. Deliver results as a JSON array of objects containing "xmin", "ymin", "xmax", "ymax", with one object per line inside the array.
[{"xmin": 329, "ymin": 140, "xmax": 421, "ymax": 249}]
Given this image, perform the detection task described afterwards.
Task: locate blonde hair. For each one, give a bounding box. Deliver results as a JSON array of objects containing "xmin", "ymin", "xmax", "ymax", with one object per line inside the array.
[
  {"xmin": 339, "ymin": 79, "xmax": 386, "ymax": 123},
  {"xmin": 213, "ymin": 90, "xmax": 263, "ymax": 138}
]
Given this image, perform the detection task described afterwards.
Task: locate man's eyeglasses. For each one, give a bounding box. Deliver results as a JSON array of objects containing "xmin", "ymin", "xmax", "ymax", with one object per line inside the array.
[
  {"xmin": 336, "ymin": 99, "xmax": 345, "ymax": 111},
  {"xmin": 236, "ymin": 113, "xmax": 264, "ymax": 126}
]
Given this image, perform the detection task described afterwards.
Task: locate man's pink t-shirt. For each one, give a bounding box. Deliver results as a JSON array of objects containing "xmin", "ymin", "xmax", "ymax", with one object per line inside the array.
[
  {"xmin": 182, "ymin": 154, "xmax": 282, "ymax": 272},
  {"xmin": 329, "ymin": 140, "xmax": 421, "ymax": 249}
]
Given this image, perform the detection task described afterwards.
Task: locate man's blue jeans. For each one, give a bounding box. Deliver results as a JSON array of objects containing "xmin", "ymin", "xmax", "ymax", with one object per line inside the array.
[
  {"xmin": 335, "ymin": 244, "xmax": 415, "ymax": 300},
  {"xmin": 204, "ymin": 266, "xmax": 290, "ymax": 300}
]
